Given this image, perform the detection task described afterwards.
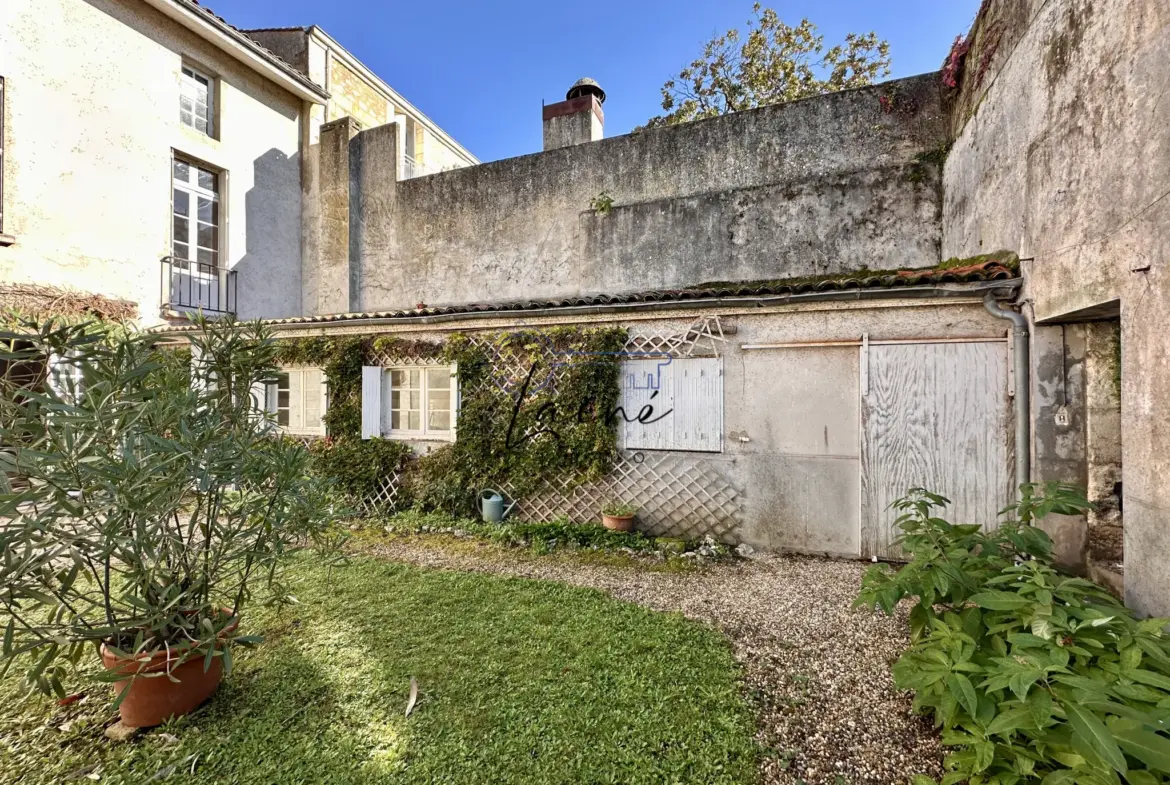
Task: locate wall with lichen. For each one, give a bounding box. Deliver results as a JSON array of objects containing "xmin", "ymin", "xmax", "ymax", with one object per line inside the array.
[
  {"xmin": 942, "ymin": 0, "xmax": 1170, "ymax": 615},
  {"xmin": 342, "ymin": 74, "xmax": 950, "ymax": 312}
]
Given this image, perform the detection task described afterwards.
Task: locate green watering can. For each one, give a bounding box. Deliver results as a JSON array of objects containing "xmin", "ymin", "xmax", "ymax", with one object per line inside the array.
[{"xmin": 478, "ymin": 488, "xmax": 517, "ymax": 524}]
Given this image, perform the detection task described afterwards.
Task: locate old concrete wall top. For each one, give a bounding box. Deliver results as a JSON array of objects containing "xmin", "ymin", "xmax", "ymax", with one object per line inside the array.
[{"xmin": 352, "ymin": 74, "xmax": 950, "ymax": 312}]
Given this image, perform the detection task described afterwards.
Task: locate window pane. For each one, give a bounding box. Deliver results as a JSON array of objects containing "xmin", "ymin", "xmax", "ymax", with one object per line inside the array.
[
  {"xmin": 180, "ymin": 96, "xmax": 193, "ymax": 114},
  {"xmin": 427, "ymin": 368, "xmax": 451, "ymax": 389},
  {"xmin": 173, "ymin": 242, "xmax": 190, "ymax": 260},
  {"xmin": 278, "ymin": 390, "xmax": 290, "ymax": 409},
  {"xmin": 198, "ymin": 169, "xmax": 217, "ymax": 192},
  {"xmin": 428, "ymin": 389, "xmax": 450, "ymax": 410},
  {"xmin": 407, "ymin": 391, "xmax": 421, "ymax": 410},
  {"xmin": 390, "ymin": 410, "xmax": 401, "ymax": 429},
  {"xmin": 173, "ymin": 160, "xmax": 190, "ymax": 181},
  {"xmin": 197, "ymin": 197, "xmax": 214, "ymax": 222},
  {"xmin": 390, "ymin": 389, "xmax": 401, "ymax": 409},
  {"xmin": 406, "ymin": 411, "xmax": 420, "ymax": 431},
  {"xmin": 195, "ymin": 117, "xmax": 208, "ymax": 134},
  {"xmin": 197, "ymin": 222, "xmax": 217, "ymax": 249},
  {"xmin": 173, "ymin": 216, "xmax": 188, "ymax": 244},
  {"xmin": 277, "ymin": 408, "xmax": 289, "ymax": 426},
  {"xmin": 390, "ymin": 369, "xmax": 407, "ymax": 388},
  {"xmin": 287, "ymin": 372, "xmax": 304, "ymax": 430},
  {"xmin": 173, "ymin": 189, "xmax": 189, "ymax": 216},
  {"xmin": 197, "ymin": 248, "xmax": 215, "ymax": 267},
  {"xmin": 428, "ymin": 409, "xmax": 450, "ymax": 431}
]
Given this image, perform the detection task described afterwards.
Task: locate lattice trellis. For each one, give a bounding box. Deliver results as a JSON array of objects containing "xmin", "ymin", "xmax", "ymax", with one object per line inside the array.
[
  {"xmin": 352, "ymin": 469, "xmax": 404, "ymax": 516},
  {"xmin": 500, "ymin": 450, "xmax": 743, "ymax": 541},
  {"xmin": 356, "ymin": 317, "xmax": 743, "ymax": 540}
]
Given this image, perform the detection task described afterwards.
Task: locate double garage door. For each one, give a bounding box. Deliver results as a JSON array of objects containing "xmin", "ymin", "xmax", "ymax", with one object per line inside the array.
[{"xmin": 751, "ymin": 339, "xmax": 1014, "ymax": 560}]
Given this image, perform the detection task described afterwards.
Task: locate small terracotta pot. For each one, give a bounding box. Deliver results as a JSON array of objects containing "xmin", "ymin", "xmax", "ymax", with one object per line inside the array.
[
  {"xmin": 601, "ymin": 513, "xmax": 635, "ymax": 532},
  {"xmin": 100, "ymin": 612, "xmax": 238, "ymax": 728}
]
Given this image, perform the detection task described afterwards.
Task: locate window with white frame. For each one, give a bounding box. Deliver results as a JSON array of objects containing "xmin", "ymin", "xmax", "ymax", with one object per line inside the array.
[
  {"xmin": 172, "ymin": 158, "xmax": 220, "ymax": 269},
  {"xmin": 267, "ymin": 368, "xmax": 327, "ymax": 435},
  {"xmin": 386, "ymin": 366, "xmax": 456, "ymax": 440},
  {"xmin": 179, "ymin": 65, "xmax": 215, "ymax": 136}
]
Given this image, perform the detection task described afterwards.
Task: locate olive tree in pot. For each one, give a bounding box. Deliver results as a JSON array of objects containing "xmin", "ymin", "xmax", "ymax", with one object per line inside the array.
[{"xmin": 0, "ymin": 315, "xmax": 339, "ymax": 728}]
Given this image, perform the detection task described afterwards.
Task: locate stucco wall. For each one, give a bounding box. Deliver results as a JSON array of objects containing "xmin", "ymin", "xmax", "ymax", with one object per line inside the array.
[
  {"xmin": 270, "ymin": 297, "xmax": 1012, "ymax": 555},
  {"xmin": 0, "ymin": 0, "xmax": 304, "ymax": 323},
  {"xmin": 347, "ymin": 74, "xmax": 949, "ymax": 313},
  {"xmin": 942, "ymin": 0, "xmax": 1170, "ymax": 614}
]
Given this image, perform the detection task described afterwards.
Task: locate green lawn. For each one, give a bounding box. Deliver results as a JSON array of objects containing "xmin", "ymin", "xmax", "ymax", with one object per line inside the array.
[{"xmin": 0, "ymin": 555, "xmax": 757, "ymax": 784}]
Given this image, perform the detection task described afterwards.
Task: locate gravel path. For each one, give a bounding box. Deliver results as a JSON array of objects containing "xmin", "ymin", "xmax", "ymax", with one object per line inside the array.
[{"xmin": 355, "ymin": 538, "xmax": 943, "ymax": 785}]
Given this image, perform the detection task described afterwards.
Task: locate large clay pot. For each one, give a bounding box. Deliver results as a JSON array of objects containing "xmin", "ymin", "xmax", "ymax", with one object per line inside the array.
[
  {"xmin": 601, "ymin": 513, "xmax": 635, "ymax": 532},
  {"xmin": 100, "ymin": 613, "xmax": 238, "ymax": 728}
]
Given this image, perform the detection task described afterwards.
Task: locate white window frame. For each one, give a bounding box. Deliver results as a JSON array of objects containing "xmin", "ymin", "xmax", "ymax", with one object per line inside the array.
[
  {"xmin": 384, "ymin": 364, "xmax": 458, "ymax": 441},
  {"xmin": 171, "ymin": 156, "xmax": 221, "ymax": 270},
  {"xmin": 268, "ymin": 367, "xmax": 328, "ymax": 436},
  {"xmin": 179, "ymin": 64, "xmax": 215, "ymax": 137}
]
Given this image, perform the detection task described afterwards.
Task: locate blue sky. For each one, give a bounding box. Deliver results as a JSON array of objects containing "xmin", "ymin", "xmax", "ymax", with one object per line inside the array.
[{"xmin": 209, "ymin": 0, "xmax": 981, "ymax": 162}]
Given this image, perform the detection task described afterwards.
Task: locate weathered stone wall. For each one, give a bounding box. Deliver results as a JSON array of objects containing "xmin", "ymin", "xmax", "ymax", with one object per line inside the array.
[
  {"xmin": 0, "ymin": 0, "xmax": 305, "ymax": 323},
  {"xmin": 942, "ymin": 0, "xmax": 1170, "ymax": 614},
  {"xmin": 344, "ymin": 74, "xmax": 950, "ymax": 312}
]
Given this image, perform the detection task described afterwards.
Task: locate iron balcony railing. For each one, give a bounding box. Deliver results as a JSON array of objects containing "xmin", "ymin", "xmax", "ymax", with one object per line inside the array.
[
  {"xmin": 160, "ymin": 256, "xmax": 237, "ymax": 316},
  {"xmin": 403, "ymin": 155, "xmax": 432, "ymax": 180}
]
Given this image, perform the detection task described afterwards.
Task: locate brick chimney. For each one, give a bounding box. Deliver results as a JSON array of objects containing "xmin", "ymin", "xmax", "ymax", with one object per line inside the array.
[{"xmin": 543, "ymin": 78, "xmax": 605, "ymax": 151}]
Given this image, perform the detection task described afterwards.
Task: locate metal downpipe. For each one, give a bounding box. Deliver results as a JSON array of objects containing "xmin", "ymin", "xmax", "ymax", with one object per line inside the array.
[{"xmin": 984, "ymin": 293, "xmax": 1031, "ymax": 494}]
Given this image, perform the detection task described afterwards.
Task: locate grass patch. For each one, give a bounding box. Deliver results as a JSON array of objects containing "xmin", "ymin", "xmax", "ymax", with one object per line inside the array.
[{"xmin": 0, "ymin": 554, "xmax": 757, "ymax": 784}]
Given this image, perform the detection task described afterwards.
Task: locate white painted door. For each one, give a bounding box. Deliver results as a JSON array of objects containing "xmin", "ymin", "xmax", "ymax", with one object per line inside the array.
[{"xmin": 860, "ymin": 341, "xmax": 1013, "ymax": 560}]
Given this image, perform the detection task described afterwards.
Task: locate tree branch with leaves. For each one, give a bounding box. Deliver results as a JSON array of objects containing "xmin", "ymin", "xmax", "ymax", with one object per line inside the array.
[{"xmin": 642, "ymin": 3, "xmax": 891, "ymax": 129}]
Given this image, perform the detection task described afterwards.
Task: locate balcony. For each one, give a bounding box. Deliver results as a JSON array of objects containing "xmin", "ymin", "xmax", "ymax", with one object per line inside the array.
[
  {"xmin": 402, "ymin": 155, "xmax": 435, "ymax": 180},
  {"xmin": 160, "ymin": 256, "xmax": 237, "ymax": 316}
]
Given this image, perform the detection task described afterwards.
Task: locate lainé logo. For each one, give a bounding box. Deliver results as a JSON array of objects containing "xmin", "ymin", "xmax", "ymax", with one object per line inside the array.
[{"xmin": 503, "ymin": 340, "xmax": 674, "ymax": 451}]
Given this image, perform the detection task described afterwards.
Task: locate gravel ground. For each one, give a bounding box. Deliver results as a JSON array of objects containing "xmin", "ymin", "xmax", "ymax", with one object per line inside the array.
[{"xmin": 355, "ymin": 537, "xmax": 943, "ymax": 785}]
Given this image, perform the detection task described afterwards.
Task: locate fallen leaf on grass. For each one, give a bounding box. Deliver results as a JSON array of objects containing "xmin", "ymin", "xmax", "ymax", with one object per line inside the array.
[{"xmin": 406, "ymin": 676, "xmax": 418, "ymax": 717}]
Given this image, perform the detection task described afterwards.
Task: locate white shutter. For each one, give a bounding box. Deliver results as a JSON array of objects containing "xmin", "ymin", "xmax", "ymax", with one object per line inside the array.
[
  {"xmin": 618, "ymin": 357, "xmax": 723, "ymax": 453},
  {"xmin": 361, "ymin": 366, "xmax": 382, "ymax": 439},
  {"xmin": 47, "ymin": 352, "xmax": 82, "ymax": 404},
  {"xmin": 303, "ymin": 368, "xmax": 323, "ymax": 434}
]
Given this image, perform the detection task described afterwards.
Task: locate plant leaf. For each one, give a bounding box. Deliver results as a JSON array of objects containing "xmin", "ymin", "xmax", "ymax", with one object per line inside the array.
[
  {"xmin": 970, "ymin": 591, "xmax": 1033, "ymax": 611},
  {"xmin": 1064, "ymin": 700, "xmax": 1128, "ymax": 774},
  {"xmin": 1114, "ymin": 725, "xmax": 1170, "ymax": 772}
]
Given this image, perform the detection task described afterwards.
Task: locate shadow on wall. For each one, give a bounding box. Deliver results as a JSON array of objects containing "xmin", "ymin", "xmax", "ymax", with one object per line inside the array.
[{"xmin": 234, "ymin": 148, "xmax": 301, "ymax": 320}]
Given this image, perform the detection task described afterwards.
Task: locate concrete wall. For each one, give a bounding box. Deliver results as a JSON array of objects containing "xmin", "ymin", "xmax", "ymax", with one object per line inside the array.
[
  {"xmin": 339, "ymin": 74, "xmax": 949, "ymax": 313},
  {"xmin": 0, "ymin": 0, "xmax": 305, "ymax": 323},
  {"xmin": 942, "ymin": 0, "xmax": 1170, "ymax": 614}
]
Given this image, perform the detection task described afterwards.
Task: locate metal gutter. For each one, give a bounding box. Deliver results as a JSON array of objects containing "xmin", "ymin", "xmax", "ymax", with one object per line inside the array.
[
  {"xmin": 141, "ymin": 0, "xmax": 329, "ymax": 104},
  {"xmin": 984, "ymin": 292, "xmax": 1031, "ymax": 494}
]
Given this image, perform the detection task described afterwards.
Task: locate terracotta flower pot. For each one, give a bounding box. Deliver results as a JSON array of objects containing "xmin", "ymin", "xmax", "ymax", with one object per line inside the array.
[
  {"xmin": 100, "ymin": 612, "xmax": 238, "ymax": 728},
  {"xmin": 601, "ymin": 513, "xmax": 635, "ymax": 532}
]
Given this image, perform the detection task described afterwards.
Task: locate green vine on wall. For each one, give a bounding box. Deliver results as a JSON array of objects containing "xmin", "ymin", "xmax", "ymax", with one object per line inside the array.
[{"xmin": 276, "ymin": 326, "xmax": 627, "ymax": 518}]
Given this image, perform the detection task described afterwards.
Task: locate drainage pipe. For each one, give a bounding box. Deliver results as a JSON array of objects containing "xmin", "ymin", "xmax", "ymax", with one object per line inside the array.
[{"xmin": 984, "ymin": 293, "xmax": 1031, "ymax": 494}]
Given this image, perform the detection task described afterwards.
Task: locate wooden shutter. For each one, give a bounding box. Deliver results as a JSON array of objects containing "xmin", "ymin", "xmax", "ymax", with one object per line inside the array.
[
  {"xmin": 618, "ymin": 357, "xmax": 723, "ymax": 452},
  {"xmin": 361, "ymin": 366, "xmax": 382, "ymax": 439}
]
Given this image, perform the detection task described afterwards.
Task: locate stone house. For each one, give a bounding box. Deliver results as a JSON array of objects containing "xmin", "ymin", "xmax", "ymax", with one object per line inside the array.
[
  {"xmin": 4, "ymin": 0, "xmax": 1169, "ymax": 618},
  {"xmin": 0, "ymin": 0, "xmax": 476, "ymax": 324}
]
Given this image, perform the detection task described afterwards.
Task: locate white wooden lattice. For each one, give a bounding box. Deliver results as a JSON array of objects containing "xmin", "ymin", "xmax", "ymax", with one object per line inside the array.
[
  {"xmin": 500, "ymin": 451, "xmax": 743, "ymax": 541},
  {"xmin": 356, "ymin": 317, "xmax": 742, "ymax": 539}
]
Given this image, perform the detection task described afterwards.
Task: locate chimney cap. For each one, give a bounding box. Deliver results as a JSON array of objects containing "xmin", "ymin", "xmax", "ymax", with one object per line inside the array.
[{"xmin": 566, "ymin": 77, "xmax": 606, "ymax": 104}]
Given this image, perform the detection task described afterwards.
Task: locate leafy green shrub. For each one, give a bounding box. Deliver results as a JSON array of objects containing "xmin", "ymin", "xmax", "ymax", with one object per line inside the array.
[
  {"xmin": 0, "ymin": 316, "xmax": 339, "ymax": 699},
  {"xmin": 309, "ymin": 436, "xmax": 413, "ymax": 508},
  {"xmin": 857, "ymin": 486, "xmax": 1170, "ymax": 785}
]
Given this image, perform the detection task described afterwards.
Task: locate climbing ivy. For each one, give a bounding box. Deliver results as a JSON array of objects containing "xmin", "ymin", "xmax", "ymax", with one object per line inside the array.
[{"xmin": 276, "ymin": 326, "xmax": 627, "ymax": 518}]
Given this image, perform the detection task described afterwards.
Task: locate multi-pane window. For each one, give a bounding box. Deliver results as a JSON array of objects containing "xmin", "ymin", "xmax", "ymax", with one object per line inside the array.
[
  {"xmin": 172, "ymin": 158, "xmax": 220, "ymax": 269},
  {"xmin": 268, "ymin": 368, "xmax": 327, "ymax": 435},
  {"xmin": 179, "ymin": 65, "xmax": 214, "ymax": 136},
  {"xmin": 386, "ymin": 366, "xmax": 456, "ymax": 439}
]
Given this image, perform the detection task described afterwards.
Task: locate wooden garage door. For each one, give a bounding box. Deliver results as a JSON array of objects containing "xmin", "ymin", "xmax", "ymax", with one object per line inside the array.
[{"xmin": 860, "ymin": 341, "xmax": 1013, "ymax": 560}]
